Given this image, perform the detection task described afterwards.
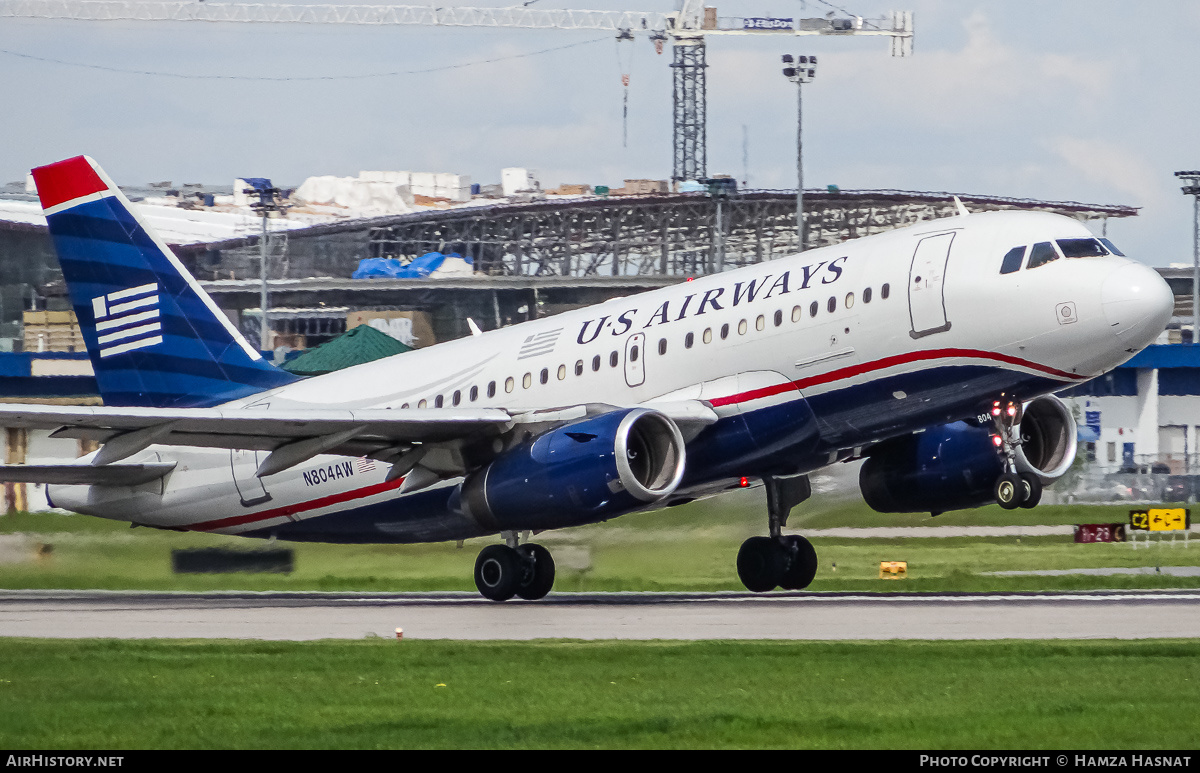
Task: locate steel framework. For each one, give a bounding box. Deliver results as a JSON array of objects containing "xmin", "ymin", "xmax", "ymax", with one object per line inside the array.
[
  {"xmin": 671, "ymin": 39, "xmax": 706, "ymax": 182},
  {"xmin": 178, "ymin": 190, "xmax": 1138, "ymax": 284}
]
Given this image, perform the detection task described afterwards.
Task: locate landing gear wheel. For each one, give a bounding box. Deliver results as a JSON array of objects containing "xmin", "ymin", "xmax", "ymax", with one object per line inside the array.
[
  {"xmin": 779, "ymin": 535, "xmax": 818, "ymax": 591},
  {"xmin": 515, "ymin": 543, "xmax": 555, "ymax": 600},
  {"xmin": 474, "ymin": 544, "xmax": 522, "ymax": 601},
  {"xmin": 1018, "ymin": 473, "xmax": 1042, "ymax": 509},
  {"xmin": 737, "ymin": 536, "xmax": 787, "ymax": 593},
  {"xmin": 995, "ymin": 472, "xmax": 1022, "ymax": 510}
]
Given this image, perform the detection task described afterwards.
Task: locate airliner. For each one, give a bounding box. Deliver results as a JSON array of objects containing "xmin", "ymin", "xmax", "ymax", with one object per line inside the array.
[{"xmin": 0, "ymin": 156, "xmax": 1174, "ymax": 600}]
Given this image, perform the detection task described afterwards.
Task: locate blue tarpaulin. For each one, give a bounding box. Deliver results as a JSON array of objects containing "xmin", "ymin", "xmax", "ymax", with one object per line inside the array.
[{"xmin": 352, "ymin": 252, "xmax": 470, "ymax": 279}]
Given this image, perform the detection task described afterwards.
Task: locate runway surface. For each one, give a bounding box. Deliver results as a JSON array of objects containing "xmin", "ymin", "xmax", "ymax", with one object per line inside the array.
[{"xmin": 1, "ymin": 589, "xmax": 1197, "ymax": 641}]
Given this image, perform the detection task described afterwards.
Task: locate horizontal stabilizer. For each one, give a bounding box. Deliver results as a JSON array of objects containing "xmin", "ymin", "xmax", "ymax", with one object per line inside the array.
[{"xmin": 0, "ymin": 463, "xmax": 176, "ymax": 487}]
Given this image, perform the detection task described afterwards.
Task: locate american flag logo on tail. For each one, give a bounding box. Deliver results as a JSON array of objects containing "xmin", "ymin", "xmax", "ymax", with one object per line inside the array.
[{"xmin": 91, "ymin": 283, "xmax": 162, "ymax": 358}]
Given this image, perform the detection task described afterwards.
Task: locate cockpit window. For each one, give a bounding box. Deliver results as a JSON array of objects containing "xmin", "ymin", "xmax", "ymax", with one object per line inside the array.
[
  {"xmin": 1026, "ymin": 241, "xmax": 1059, "ymax": 270},
  {"xmin": 1057, "ymin": 238, "xmax": 1108, "ymax": 258},
  {"xmin": 1099, "ymin": 237, "xmax": 1126, "ymax": 257},
  {"xmin": 1000, "ymin": 246, "xmax": 1026, "ymax": 275}
]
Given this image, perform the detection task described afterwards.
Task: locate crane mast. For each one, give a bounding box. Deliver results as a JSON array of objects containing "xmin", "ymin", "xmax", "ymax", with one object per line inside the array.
[{"xmin": 1, "ymin": 1, "xmax": 913, "ymax": 182}]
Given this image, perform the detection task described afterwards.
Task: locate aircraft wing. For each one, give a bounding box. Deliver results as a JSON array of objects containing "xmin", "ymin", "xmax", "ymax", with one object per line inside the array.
[
  {"xmin": 0, "ymin": 400, "xmax": 716, "ymax": 482},
  {"xmin": 0, "ymin": 404, "xmax": 515, "ymax": 470}
]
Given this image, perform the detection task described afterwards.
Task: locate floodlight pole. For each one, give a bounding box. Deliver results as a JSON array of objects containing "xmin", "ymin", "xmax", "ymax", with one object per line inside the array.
[
  {"xmin": 783, "ymin": 55, "xmax": 816, "ymax": 251},
  {"xmin": 246, "ymin": 184, "xmax": 286, "ymax": 352},
  {"xmin": 1177, "ymin": 171, "xmax": 1200, "ymax": 342}
]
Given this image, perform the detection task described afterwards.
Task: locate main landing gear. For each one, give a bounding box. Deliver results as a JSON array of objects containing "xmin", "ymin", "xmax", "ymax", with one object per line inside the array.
[
  {"xmin": 989, "ymin": 399, "xmax": 1041, "ymax": 510},
  {"xmin": 473, "ymin": 532, "xmax": 556, "ymax": 601},
  {"xmin": 736, "ymin": 474, "xmax": 819, "ymax": 593}
]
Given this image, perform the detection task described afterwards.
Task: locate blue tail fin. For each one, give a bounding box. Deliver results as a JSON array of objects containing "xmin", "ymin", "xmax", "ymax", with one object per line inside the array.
[{"xmin": 32, "ymin": 155, "xmax": 298, "ymax": 408}]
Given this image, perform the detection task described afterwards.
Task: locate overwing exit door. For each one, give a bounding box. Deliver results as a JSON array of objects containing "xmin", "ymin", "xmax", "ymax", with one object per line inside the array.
[{"xmin": 624, "ymin": 333, "xmax": 645, "ymax": 387}]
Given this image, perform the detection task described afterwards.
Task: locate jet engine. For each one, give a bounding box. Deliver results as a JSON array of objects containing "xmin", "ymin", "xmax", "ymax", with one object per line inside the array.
[
  {"xmin": 459, "ymin": 407, "xmax": 686, "ymax": 531},
  {"xmin": 859, "ymin": 395, "xmax": 1077, "ymax": 513}
]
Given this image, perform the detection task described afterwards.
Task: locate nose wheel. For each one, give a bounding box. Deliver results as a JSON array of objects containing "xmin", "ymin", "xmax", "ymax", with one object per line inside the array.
[
  {"xmin": 989, "ymin": 399, "xmax": 1042, "ymax": 509},
  {"xmin": 473, "ymin": 533, "xmax": 556, "ymax": 601}
]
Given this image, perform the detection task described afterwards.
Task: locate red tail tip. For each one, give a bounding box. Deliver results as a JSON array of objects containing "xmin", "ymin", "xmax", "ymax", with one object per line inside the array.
[{"xmin": 31, "ymin": 156, "xmax": 109, "ymax": 211}]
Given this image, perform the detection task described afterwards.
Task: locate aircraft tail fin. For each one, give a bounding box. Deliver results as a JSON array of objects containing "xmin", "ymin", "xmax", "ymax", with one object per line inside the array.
[{"xmin": 31, "ymin": 155, "xmax": 298, "ymax": 408}]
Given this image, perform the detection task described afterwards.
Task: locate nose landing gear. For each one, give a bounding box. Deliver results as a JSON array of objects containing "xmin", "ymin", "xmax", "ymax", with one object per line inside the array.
[
  {"xmin": 989, "ymin": 399, "xmax": 1041, "ymax": 509},
  {"xmin": 735, "ymin": 474, "xmax": 818, "ymax": 592}
]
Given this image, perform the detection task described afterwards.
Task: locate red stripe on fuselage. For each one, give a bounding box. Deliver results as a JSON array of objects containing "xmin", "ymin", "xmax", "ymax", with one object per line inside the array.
[
  {"xmin": 709, "ymin": 349, "xmax": 1079, "ymax": 409},
  {"xmin": 31, "ymin": 156, "xmax": 109, "ymax": 211},
  {"xmin": 190, "ymin": 476, "xmax": 405, "ymax": 532},
  {"xmin": 793, "ymin": 348, "xmax": 1080, "ymax": 391}
]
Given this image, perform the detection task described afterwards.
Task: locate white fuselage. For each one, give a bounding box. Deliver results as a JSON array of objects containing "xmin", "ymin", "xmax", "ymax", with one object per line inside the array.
[{"xmin": 52, "ymin": 210, "xmax": 1172, "ymax": 541}]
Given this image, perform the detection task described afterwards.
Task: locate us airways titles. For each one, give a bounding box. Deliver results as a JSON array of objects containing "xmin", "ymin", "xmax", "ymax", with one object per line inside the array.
[{"xmin": 575, "ymin": 257, "xmax": 849, "ymax": 345}]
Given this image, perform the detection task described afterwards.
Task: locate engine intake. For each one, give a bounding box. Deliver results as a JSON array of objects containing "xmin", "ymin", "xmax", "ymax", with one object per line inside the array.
[
  {"xmin": 860, "ymin": 395, "xmax": 1077, "ymax": 514},
  {"xmin": 460, "ymin": 407, "xmax": 686, "ymax": 531}
]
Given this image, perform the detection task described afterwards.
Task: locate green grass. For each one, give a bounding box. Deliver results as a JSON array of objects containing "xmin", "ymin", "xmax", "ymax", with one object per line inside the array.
[
  {"xmin": 0, "ymin": 494, "xmax": 1197, "ymax": 593},
  {"xmin": 0, "ymin": 638, "xmax": 1195, "ymax": 749}
]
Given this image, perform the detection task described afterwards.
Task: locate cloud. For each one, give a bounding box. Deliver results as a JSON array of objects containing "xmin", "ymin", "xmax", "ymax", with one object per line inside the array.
[{"xmin": 1048, "ymin": 136, "xmax": 1172, "ymax": 210}]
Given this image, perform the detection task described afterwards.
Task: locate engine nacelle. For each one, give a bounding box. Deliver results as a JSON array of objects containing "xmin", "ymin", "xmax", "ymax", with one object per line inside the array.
[
  {"xmin": 859, "ymin": 395, "xmax": 1077, "ymax": 514},
  {"xmin": 459, "ymin": 407, "xmax": 686, "ymax": 531}
]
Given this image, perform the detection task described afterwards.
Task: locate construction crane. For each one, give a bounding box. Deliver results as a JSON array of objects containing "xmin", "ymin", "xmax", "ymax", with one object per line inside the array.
[{"xmin": 0, "ymin": 1, "xmax": 913, "ymax": 182}]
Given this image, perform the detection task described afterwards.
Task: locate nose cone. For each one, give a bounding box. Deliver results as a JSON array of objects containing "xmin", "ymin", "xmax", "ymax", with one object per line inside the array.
[{"xmin": 1101, "ymin": 263, "xmax": 1173, "ymax": 350}]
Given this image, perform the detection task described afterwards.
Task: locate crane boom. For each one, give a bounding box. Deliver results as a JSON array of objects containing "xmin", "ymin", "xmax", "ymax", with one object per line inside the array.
[
  {"xmin": 0, "ymin": 1, "xmax": 910, "ymax": 43},
  {"xmin": 2, "ymin": 1, "xmax": 913, "ymax": 182}
]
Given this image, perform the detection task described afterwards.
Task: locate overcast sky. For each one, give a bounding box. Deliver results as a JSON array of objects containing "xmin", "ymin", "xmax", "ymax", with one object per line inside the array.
[{"xmin": 1, "ymin": 0, "xmax": 1197, "ymax": 266}]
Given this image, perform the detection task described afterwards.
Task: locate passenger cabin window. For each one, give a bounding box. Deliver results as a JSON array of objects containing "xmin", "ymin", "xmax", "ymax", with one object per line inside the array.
[
  {"xmin": 1057, "ymin": 238, "xmax": 1108, "ymax": 258},
  {"xmin": 999, "ymin": 246, "xmax": 1026, "ymax": 275},
  {"xmin": 863, "ymin": 287, "xmax": 873, "ymax": 303},
  {"xmin": 881, "ymin": 283, "xmax": 890, "ymax": 299},
  {"xmin": 1026, "ymin": 241, "xmax": 1059, "ymax": 270}
]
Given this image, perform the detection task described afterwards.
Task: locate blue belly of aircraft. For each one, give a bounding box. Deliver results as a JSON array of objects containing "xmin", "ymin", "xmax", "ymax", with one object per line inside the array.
[{"xmin": 241, "ymin": 364, "xmax": 1067, "ymax": 544}]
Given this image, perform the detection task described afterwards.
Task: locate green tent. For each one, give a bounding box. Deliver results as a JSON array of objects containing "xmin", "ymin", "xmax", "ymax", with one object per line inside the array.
[{"xmin": 281, "ymin": 324, "xmax": 413, "ymax": 377}]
